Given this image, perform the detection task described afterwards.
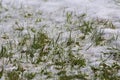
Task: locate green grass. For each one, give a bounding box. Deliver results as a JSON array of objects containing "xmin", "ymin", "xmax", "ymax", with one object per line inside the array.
[
  {"xmin": 91, "ymin": 62, "xmax": 120, "ymax": 80},
  {"xmin": 0, "ymin": 6, "xmax": 120, "ymax": 80}
]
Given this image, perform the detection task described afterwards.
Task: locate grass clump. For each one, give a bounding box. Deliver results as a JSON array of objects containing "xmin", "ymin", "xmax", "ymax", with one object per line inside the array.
[
  {"xmin": 0, "ymin": 45, "xmax": 7, "ymax": 58},
  {"xmin": 91, "ymin": 29, "xmax": 105, "ymax": 46},
  {"xmin": 24, "ymin": 72, "xmax": 36, "ymax": 80},
  {"xmin": 79, "ymin": 21, "xmax": 94, "ymax": 36},
  {"xmin": 31, "ymin": 31, "xmax": 50, "ymax": 49},
  {"xmin": 104, "ymin": 47, "xmax": 120, "ymax": 61},
  {"xmin": 91, "ymin": 62, "xmax": 120, "ymax": 80},
  {"xmin": 6, "ymin": 70, "xmax": 20, "ymax": 80}
]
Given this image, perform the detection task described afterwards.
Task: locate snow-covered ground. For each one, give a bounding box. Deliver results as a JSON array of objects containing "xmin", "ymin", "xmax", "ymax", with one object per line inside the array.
[
  {"xmin": 0, "ymin": 0, "xmax": 120, "ymax": 79},
  {"xmin": 1, "ymin": 0, "xmax": 120, "ymax": 31},
  {"xmin": 2, "ymin": 0, "xmax": 120, "ymax": 19}
]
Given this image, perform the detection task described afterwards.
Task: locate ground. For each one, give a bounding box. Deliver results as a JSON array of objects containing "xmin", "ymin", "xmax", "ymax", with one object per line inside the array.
[{"xmin": 0, "ymin": 0, "xmax": 120, "ymax": 80}]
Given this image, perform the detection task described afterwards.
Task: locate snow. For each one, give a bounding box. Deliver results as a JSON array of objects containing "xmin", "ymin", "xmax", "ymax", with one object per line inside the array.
[
  {"xmin": 2, "ymin": 0, "xmax": 117, "ymax": 18},
  {"xmin": 0, "ymin": 0, "xmax": 119, "ymax": 59},
  {"xmin": 0, "ymin": 0, "xmax": 120, "ymax": 79}
]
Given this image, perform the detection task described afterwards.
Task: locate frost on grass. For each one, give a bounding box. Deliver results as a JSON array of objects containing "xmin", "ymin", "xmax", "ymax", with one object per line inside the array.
[{"xmin": 0, "ymin": 0, "xmax": 120, "ymax": 80}]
